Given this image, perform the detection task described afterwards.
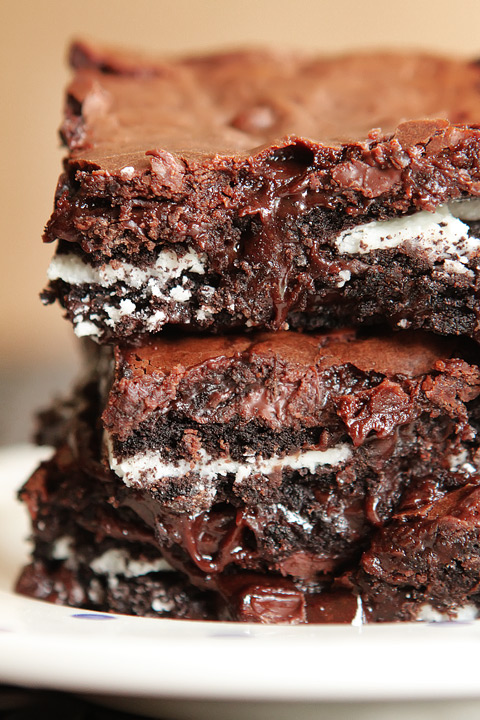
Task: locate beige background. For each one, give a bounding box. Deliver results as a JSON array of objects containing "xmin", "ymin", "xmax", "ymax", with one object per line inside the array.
[{"xmin": 2, "ymin": 0, "xmax": 480, "ymax": 441}]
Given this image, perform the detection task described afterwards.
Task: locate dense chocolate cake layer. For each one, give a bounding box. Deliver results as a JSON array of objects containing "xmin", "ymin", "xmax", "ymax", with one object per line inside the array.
[
  {"xmin": 43, "ymin": 42, "xmax": 480, "ymax": 341},
  {"xmin": 17, "ymin": 328, "xmax": 480, "ymax": 622}
]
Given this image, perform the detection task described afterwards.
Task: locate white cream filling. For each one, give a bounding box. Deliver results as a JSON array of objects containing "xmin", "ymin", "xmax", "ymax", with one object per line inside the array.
[
  {"xmin": 90, "ymin": 548, "xmax": 173, "ymax": 577},
  {"xmin": 277, "ymin": 504, "xmax": 314, "ymax": 532},
  {"xmin": 336, "ymin": 269, "xmax": 351, "ymax": 288},
  {"xmin": 51, "ymin": 536, "xmax": 173, "ymax": 578},
  {"xmin": 169, "ymin": 285, "xmax": 192, "ymax": 302},
  {"xmin": 48, "ymin": 247, "xmax": 210, "ymax": 338},
  {"xmin": 87, "ymin": 578, "xmax": 104, "ymax": 605},
  {"xmin": 107, "ymin": 441, "xmax": 351, "ymax": 489},
  {"xmin": 49, "ymin": 198, "xmax": 480, "ymax": 339},
  {"xmin": 51, "ymin": 535, "xmax": 74, "ymax": 560},
  {"xmin": 102, "ymin": 299, "xmax": 138, "ymax": 329},
  {"xmin": 417, "ymin": 603, "xmax": 479, "ymax": 623},
  {"xmin": 195, "ymin": 307, "xmax": 214, "ymax": 322},
  {"xmin": 47, "ymin": 247, "xmax": 206, "ymax": 290},
  {"xmin": 73, "ymin": 319, "xmax": 102, "ymax": 339},
  {"xmin": 145, "ymin": 309, "xmax": 167, "ymax": 330},
  {"xmin": 448, "ymin": 197, "xmax": 480, "ymax": 221},
  {"xmin": 335, "ymin": 203, "xmax": 480, "ymax": 273},
  {"xmin": 449, "ymin": 449, "xmax": 477, "ymax": 475},
  {"xmin": 151, "ymin": 597, "xmax": 176, "ymax": 613}
]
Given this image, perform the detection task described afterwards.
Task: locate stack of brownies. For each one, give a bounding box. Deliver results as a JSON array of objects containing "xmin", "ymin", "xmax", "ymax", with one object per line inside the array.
[{"xmin": 16, "ymin": 41, "xmax": 480, "ymax": 623}]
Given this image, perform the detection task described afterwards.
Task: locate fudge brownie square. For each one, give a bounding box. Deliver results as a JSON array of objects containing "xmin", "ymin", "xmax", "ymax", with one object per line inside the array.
[
  {"xmin": 43, "ymin": 42, "xmax": 480, "ymax": 342},
  {"xmin": 18, "ymin": 328, "xmax": 480, "ymax": 623}
]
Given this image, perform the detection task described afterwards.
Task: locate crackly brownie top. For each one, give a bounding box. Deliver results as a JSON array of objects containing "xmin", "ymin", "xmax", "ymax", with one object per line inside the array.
[
  {"xmin": 65, "ymin": 40, "xmax": 480, "ymax": 172},
  {"xmin": 45, "ymin": 41, "xmax": 480, "ymax": 263},
  {"xmin": 116, "ymin": 329, "xmax": 451, "ymax": 378},
  {"xmin": 102, "ymin": 329, "xmax": 480, "ymax": 443}
]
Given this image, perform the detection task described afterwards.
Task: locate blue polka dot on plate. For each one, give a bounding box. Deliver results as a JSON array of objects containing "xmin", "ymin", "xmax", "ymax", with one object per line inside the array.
[
  {"xmin": 71, "ymin": 613, "xmax": 116, "ymax": 621},
  {"xmin": 208, "ymin": 630, "xmax": 254, "ymax": 638}
]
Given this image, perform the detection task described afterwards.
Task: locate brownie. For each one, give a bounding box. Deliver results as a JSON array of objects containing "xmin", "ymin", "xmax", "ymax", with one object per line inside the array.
[
  {"xmin": 358, "ymin": 473, "xmax": 480, "ymax": 622},
  {"xmin": 42, "ymin": 41, "xmax": 480, "ymax": 343},
  {"xmin": 19, "ymin": 40, "xmax": 480, "ymax": 625},
  {"xmin": 17, "ymin": 328, "xmax": 480, "ymax": 623},
  {"xmin": 16, "ymin": 446, "xmax": 217, "ymax": 620}
]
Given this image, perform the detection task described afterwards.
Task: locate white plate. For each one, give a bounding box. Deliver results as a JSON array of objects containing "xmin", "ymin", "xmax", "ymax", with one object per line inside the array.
[{"xmin": 2, "ymin": 445, "xmax": 480, "ymax": 720}]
